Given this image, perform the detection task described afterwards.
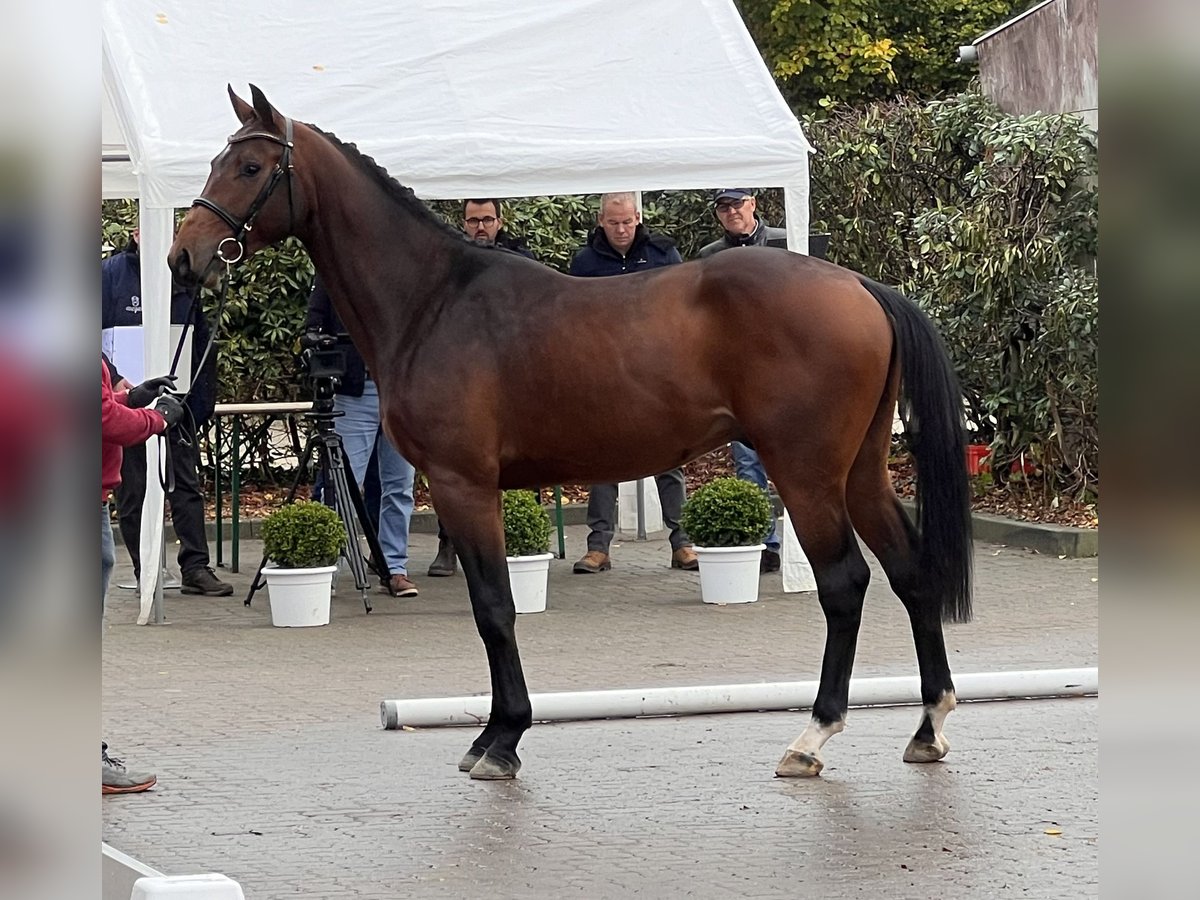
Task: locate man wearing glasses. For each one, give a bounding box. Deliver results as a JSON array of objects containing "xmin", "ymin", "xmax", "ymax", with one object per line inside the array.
[
  {"xmin": 462, "ymin": 199, "xmax": 535, "ymax": 259},
  {"xmin": 698, "ymin": 188, "xmax": 787, "ymax": 257},
  {"xmin": 697, "ymin": 188, "xmax": 785, "ymax": 572},
  {"xmin": 425, "ymin": 198, "xmax": 537, "ymax": 579}
]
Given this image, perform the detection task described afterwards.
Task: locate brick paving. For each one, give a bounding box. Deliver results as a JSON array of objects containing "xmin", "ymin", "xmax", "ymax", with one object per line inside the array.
[{"xmin": 102, "ymin": 525, "xmax": 1098, "ymax": 898}]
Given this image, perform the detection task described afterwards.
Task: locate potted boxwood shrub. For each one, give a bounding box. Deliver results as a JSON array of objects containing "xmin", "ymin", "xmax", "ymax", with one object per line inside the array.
[
  {"xmin": 679, "ymin": 477, "xmax": 774, "ymax": 604},
  {"xmin": 260, "ymin": 500, "xmax": 347, "ymax": 626},
  {"xmin": 502, "ymin": 490, "xmax": 554, "ymax": 614}
]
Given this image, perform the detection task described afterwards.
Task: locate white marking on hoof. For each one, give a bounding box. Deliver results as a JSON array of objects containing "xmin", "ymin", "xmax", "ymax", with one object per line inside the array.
[
  {"xmin": 903, "ymin": 734, "xmax": 950, "ymax": 763},
  {"xmin": 776, "ymin": 717, "xmax": 844, "ymax": 778},
  {"xmin": 776, "ymin": 749, "xmax": 823, "ymax": 777},
  {"xmin": 458, "ymin": 748, "xmax": 485, "ymax": 772},
  {"xmin": 903, "ymin": 690, "xmax": 956, "ymax": 764}
]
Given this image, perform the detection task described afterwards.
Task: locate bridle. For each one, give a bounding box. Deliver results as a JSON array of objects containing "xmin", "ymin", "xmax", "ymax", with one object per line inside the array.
[
  {"xmin": 156, "ymin": 116, "xmax": 296, "ymax": 495},
  {"xmin": 190, "ymin": 116, "xmax": 296, "ymax": 265}
]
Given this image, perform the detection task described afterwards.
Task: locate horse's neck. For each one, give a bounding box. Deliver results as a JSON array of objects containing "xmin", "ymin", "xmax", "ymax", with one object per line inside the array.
[{"xmin": 299, "ymin": 158, "xmax": 454, "ymax": 373}]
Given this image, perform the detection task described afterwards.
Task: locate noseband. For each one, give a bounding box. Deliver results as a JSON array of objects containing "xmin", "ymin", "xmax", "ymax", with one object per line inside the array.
[{"xmin": 191, "ymin": 116, "xmax": 296, "ymax": 264}]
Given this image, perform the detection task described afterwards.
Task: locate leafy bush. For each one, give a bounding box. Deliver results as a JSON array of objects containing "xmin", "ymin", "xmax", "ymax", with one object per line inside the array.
[
  {"xmin": 807, "ymin": 86, "xmax": 1098, "ymax": 499},
  {"xmin": 680, "ymin": 477, "xmax": 774, "ymax": 548},
  {"xmin": 502, "ymin": 490, "xmax": 552, "ymax": 557},
  {"xmin": 261, "ymin": 500, "xmax": 346, "ymax": 568}
]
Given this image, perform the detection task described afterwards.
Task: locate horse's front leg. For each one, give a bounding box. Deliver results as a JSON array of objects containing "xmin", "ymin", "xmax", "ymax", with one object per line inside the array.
[{"xmin": 432, "ymin": 478, "xmax": 531, "ymax": 780}]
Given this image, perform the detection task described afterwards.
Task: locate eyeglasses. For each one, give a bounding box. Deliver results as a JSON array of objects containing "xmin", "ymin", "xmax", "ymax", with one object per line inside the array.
[
  {"xmin": 465, "ymin": 216, "xmax": 498, "ymax": 228},
  {"xmin": 714, "ymin": 198, "xmax": 751, "ymax": 213}
]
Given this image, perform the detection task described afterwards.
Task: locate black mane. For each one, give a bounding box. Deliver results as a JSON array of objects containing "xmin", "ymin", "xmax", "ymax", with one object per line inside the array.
[{"xmin": 309, "ymin": 123, "xmax": 472, "ymax": 245}]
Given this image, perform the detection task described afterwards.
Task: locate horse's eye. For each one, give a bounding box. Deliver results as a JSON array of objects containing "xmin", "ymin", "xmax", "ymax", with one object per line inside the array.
[{"xmin": 241, "ymin": 163, "xmax": 261, "ymax": 177}]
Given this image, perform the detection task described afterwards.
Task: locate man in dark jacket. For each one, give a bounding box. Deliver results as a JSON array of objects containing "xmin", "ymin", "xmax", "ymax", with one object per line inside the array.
[
  {"xmin": 101, "ymin": 228, "xmax": 231, "ymax": 596},
  {"xmin": 569, "ymin": 192, "xmax": 683, "ymax": 276},
  {"xmin": 697, "ymin": 188, "xmax": 788, "ymax": 258},
  {"xmin": 567, "ymin": 192, "xmax": 698, "ymax": 574},
  {"xmin": 697, "ymin": 189, "xmax": 784, "ymax": 571}
]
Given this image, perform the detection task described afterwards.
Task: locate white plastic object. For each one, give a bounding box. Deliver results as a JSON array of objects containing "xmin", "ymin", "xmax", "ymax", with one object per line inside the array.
[
  {"xmin": 507, "ymin": 553, "xmax": 554, "ymax": 614},
  {"xmin": 694, "ymin": 544, "xmax": 765, "ymax": 604},
  {"xmin": 263, "ymin": 564, "xmax": 337, "ymax": 626},
  {"xmin": 380, "ymin": 667, "xmax": 1099, "ymax": 729},
  {"xmin": 130, "ymin": 873, "xmax": 245, "ymax": 899}
]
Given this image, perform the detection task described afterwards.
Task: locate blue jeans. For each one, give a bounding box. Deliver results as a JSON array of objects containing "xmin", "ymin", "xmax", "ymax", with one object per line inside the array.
[
  {"xmin": 102, "ymin": 501, "xmax": 115, "ymax": 615},
  {"xmin": 334, "ymin": 380, "xmax": 415, "ymax": 575},
  {"xmin": 730, "ymin": 442, "xmax": 780, "ymax": 551}
]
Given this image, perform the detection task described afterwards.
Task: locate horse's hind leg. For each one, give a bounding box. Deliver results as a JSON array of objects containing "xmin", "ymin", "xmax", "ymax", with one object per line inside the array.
[
  {"xmin": 769, "ymin": 480, "xmax": 871, "ymax": 778},
  {"xmin": 846, "ymin": 407, "xmax": 957, "ymax": 764},
  {"xmin": 430, "ymin": 475, "xmax": 532, "ymax": 780}
]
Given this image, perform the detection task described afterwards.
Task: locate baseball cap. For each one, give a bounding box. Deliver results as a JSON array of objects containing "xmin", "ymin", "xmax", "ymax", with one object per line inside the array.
[{"xmin": 713, "ymin": 188, "xmax": 753, "ymax": 203}]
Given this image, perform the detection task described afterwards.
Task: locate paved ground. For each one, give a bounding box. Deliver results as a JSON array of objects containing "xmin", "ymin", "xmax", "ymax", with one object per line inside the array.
[{"xmin": 102, "ymin": 524, "xmax": 1098, "ymax": 898}]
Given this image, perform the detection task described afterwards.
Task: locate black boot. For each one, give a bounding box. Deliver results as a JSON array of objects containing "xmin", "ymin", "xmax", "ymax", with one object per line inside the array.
[{"xmin": 427, "ymin": 538, "xmax": 457, "ymax": 577}]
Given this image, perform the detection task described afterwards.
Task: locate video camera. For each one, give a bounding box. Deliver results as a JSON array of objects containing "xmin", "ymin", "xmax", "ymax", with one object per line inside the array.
[{"xmin": 299, "ymin": 330, "xmax": 354, "ymax": 382}]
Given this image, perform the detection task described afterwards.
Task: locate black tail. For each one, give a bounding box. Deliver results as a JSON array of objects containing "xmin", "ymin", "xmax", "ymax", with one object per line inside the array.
[{"xmin": 859, "ymin": 277, "xmax": 973, "ymax": 623}]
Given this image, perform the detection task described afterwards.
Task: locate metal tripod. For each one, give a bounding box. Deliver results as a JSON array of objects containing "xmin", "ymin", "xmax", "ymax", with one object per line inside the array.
[{"xmin": 244, "ymin": 392, "xmax": 390, "ymax": 613}]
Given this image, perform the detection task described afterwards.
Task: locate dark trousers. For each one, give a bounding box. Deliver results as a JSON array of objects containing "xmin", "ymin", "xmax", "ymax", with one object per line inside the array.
[
  {"xmin": 116, "ymin": 420, "xmax": 209, "ymax": 579},
  {"xmin": 585, "ymin": 469, "xmax": 689, "ymax": 552}
]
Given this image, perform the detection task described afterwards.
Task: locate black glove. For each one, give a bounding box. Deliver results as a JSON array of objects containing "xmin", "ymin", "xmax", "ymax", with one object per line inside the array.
[
  {"xmin": 152, "ymin": 393, "xmax": 185, "ymax": 430},
  {"xmin": 128, "ymin": 374, "xmax": 179, "ymax": 409}
]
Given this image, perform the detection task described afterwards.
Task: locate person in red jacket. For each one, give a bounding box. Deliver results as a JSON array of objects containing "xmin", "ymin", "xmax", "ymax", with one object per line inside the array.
[{"xmin": 100, "ymin": 355, "xmax": 182, "ymax": 794}]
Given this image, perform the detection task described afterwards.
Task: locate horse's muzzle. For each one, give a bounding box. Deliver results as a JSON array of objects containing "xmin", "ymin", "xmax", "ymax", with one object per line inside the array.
[{"xmin": 169, "ymin": 247, "xmax": 221, "ymax": 290}]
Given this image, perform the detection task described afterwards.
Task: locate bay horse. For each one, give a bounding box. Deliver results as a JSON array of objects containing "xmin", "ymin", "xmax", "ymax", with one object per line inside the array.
[{"xmin": 170, "ymin": 86, "xmax": 972, "ymax": 781}]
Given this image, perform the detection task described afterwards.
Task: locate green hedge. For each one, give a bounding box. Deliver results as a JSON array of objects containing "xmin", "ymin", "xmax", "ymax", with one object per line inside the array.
[{"xmin": 805, "ymin": 86, "xmax": 1098, "ymax": 499}]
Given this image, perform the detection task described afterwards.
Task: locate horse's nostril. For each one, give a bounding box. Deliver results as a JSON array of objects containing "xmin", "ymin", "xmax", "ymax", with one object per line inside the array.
[{"xmin": 171, "ymin": 248, "xmax": 192, "ymax": 282}]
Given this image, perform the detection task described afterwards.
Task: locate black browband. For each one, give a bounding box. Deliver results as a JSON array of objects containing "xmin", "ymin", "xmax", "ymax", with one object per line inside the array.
[{"xmin": 191, "ymin": 116, "xmax": 296, "ymax": 264}]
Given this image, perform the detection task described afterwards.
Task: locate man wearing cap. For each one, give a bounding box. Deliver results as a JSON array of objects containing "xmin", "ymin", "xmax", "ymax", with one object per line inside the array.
[
  {"xmin": 697, "ymin": 188, "xmax": 785, "ymax": 572},
  {"xmin": 698, "ymin": 188, "xmax": 787, "ymax": 257}
]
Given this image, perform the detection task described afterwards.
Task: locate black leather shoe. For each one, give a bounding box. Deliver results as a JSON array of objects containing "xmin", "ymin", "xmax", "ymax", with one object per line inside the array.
[
  {"xmin": 181, "ymin": 566, "xmax": 234, "ymax": 596},
  {"xmin": 760, "ymin": 549, "xmax": 781, "ymax": 574},
  {"xmin": 427, "ymin": 539, "xmax": 457, "ymax": 577}
]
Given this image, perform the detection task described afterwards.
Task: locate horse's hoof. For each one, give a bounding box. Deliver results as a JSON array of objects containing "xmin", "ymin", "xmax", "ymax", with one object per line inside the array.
[
  {"xmin": 775, "ymin": 749, "xmax": 823, "ymax": 778},
  {"xmin": 903, "ymin": 735, "xmax": 950, "ymax": 763},
  {"xmin": 458, "ymin": 746, "xmax": 486, "ymax": 772},
  {"xmin": 468, "ymin": 750, "xmax": 521, "ymax": 780}
]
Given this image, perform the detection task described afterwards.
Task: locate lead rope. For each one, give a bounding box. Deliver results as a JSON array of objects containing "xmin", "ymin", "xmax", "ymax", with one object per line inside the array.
[{"xmin": 155, "ymin": 257, "xmax": 235, "ymax": 495}]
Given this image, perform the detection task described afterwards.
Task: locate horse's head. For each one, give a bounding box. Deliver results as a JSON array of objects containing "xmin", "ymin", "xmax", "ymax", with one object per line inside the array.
[{"xmin": 169, "ymin": 85, "xmax": 299, "ymax": 290}]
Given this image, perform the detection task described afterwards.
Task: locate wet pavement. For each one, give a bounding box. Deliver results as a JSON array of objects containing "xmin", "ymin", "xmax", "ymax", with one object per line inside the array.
[{"xmin": 102, "ymin": 524, "xmax": 1098, "ymax": 898}]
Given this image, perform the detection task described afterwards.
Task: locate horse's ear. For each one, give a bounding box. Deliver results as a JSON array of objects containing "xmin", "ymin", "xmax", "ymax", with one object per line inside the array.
[
  {"xmin": 228, "ymin": 85, "xmax": 255, "ymax": 125},
  {"xmin": 248, "ymin": 83, "xmax": 283, "ymax": 135}
]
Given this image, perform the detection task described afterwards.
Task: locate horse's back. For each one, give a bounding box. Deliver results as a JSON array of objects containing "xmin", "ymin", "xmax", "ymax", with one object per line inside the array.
[{"xmin": 690, "ymin": 248, "xmax": 894, "ymax": 376}]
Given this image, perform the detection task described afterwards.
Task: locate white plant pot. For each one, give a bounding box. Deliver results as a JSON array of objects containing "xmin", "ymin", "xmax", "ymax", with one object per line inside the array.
[
  {"xmin": 263, "ymin": 564, "xmax": 337, "ymax": 627},
  {"xmin": 693, "ymin": 544, "xmax": 765, "ymax": 605},
  {"xmin": 506, "ymin": 553, "xmax": 554, "ymax": 614}
]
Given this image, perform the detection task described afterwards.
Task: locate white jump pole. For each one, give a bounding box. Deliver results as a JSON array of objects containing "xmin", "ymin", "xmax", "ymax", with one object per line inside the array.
[{"xmin": 380, "ymin": 667, "xmax": 1097, "ymax": 730}]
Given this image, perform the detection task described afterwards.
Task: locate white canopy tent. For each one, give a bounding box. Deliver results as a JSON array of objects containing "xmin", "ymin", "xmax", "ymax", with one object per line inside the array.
[{"xmin": 101, "ymin": 0, "xmax": 813, "ymax": 622}]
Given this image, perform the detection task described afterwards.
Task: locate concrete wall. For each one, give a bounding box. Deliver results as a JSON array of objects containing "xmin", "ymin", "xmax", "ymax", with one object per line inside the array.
[{"xmin": 978, "ymin": 0, "xmax": 1098, "ymax": 128}]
